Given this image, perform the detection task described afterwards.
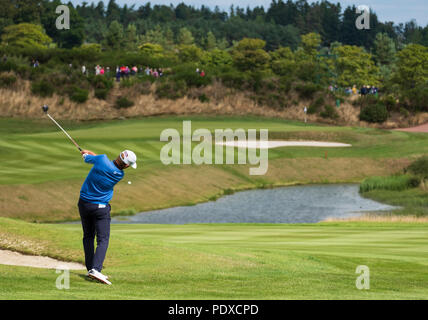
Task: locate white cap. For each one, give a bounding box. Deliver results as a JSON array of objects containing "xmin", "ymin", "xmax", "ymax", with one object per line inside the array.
[{"xmin": 120, "ymin": 150, "xmax": 137, "ymax": 169}]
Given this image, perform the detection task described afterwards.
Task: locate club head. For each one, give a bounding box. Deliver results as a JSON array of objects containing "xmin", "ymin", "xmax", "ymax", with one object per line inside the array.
[{"xmin": 42, "ymin": 105, "xmax": 49, "ymax": 113}]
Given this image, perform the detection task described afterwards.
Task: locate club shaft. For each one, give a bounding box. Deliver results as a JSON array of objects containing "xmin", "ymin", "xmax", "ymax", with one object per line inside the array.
[{"xmin": 46, "ymin": 113, "xmax": 82, "ymax": 152}]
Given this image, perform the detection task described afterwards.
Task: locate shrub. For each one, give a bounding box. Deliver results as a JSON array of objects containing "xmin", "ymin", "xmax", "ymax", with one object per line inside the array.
[
  {"xmin": 294, "ymin": 83, "xmax": 321, "ymax": 99},
  {"xmin": 198, "ymin": 94, "xmax": 210, "ymax": 103},
  {"xmin": 307, "ymin": 97, "xmax": 324, "ymax": 114},
  {"xmin": 89, "ymin": 75, "xmax": 113, "ymax": 100},
  {"xmin": 173, "ymin": 69, "xmax": 211, "ymax": 88},
  {"xmin": 381, "ymin": 95, "xmax": 397, "ymax": 111},
  {"xmin": 119, "ymin": 78, "xmax": 137, "ymax": 88},
  {"xmin": 31, "ymin": 79, "xmax": 54, "ymax": 97},
  {"xmin": 219, "ymin": 70, "xmax": 248, "ymax": 89},
  {"xmin": 28, "ymin": 65, "xmax": 47, "ymax": 81},
  {"xmin": 307, "ymin": 104, "xmax": 318, "ymax": 114},
  {"xmin": 278, "ymin": 76, "xmax": 292, "ymax": 93},
  {"xmin": 320, "ymin": 105, "xmax": 339, "ymax": 119},
  {"xmin": 14, "ymin": 64, "xmax": 31, "ymax": 78},
  {"xmin": 89, "ymin": 75, "xmax": 113, "ymax": 90},
  {"xmin": 155, "ymin": 80, "xmax": 187, "ymax": 100},
  {"xmin": 360, "ymin": 175, "xmax": 420, "ymax": 192},
  {"xmin": 406, "ymin": 156, "xmax": 428, "ymax": 180},
  {"xmin": 115, "ymin": 96, "xmax": 134, "ymax": 109},
  {"xmin": 69, "ymin": 87, "xmax": 89, "ymax": 103},
  {"xmin": 94, "ymin": 88, "xmax": 109, "ymax": 100},
  {"xmin": 0, "ymin": 73, "xmax": 17, "ymax": 88},
  {"xmin": 0, "ymin": 61, "xmax": 16, "ymax": 72},
  {"xmin": 359, "ymin": 103, "xmax": 388, "ymax": 123},
  {"xmin": 400, "ymin": 84, "xmax": 428, "ymax": 112}
]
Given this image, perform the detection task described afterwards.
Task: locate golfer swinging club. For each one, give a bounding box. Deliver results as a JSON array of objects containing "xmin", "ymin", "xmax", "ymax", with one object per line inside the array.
[{"xmin": 78, "ymin": 149, "xmax": 137, "ymax": 285}]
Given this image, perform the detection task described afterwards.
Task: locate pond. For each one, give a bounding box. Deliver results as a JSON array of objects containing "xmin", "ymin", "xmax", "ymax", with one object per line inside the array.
[{"xmin": 112, "ymin": 184, "xmax": 396, "ymax": 224}]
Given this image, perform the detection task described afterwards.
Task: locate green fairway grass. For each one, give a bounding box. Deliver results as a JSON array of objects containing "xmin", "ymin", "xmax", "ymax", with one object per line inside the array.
[
  {"xmin": 0, "ymin": 217, "xmax": 427, "ymax": 299},
  {"xmin": 1, "ymin": 115, "xmax": 427, "ymax": 221}
]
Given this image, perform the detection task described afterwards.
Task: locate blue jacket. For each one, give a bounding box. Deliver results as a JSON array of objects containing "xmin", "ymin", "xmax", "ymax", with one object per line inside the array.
[{"xmin": 80, "ymin": 154, "xmax": 124, "ymax": 205}]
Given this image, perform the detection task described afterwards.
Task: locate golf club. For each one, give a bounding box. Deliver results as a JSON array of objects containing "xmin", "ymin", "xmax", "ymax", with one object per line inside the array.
[{"xmin": 42, "ymin": 105, "xmax": 82, "ymax": 152}]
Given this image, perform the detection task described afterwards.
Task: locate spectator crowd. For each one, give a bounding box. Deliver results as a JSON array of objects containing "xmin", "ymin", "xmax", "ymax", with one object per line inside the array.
[
  {"xmin": 329, "ymin": 84, "xmax": 379, "ymax": 97},
  {"xmin": 79, "ymin": 64, "xmax": 166, "ymax": 82}
]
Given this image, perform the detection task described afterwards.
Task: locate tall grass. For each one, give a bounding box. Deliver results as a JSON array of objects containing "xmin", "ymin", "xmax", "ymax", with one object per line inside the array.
[{"xmin": 360, "ymin": 174, "xmax": 420, "ymax": 192}]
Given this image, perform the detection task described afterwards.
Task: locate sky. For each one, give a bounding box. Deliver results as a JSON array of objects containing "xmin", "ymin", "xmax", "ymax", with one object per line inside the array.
[{"xmin": 69, "ymin": 0, "xmax": 428, "ymax": 26}]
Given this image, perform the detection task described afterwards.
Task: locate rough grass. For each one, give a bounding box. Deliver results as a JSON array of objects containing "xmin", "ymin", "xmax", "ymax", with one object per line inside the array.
[
  {"xmin": 359, "ymin": 175, "xmax": 420, "ymax": 192},
  {"xmin": 1, "ymin": 218, "xmax": 428, "ymax": 299}
]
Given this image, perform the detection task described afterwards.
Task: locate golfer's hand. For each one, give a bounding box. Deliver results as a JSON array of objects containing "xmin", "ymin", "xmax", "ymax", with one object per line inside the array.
[{"xmin": 81, "ymin": 150, "xmax": 96, "ymax": 156}]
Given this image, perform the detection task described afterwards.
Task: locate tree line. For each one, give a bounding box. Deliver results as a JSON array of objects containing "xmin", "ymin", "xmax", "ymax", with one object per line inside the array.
[{"xmin": 1, "ymin": 0, "xmax": 428, "ymax": 50}]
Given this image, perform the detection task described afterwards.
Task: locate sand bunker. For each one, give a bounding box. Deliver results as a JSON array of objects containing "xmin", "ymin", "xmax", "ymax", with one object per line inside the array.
[
  {"xmin": 215, "ymin": 140, "xmax": 352, "ymax": 149},
  {"xmin": 0, "ymin": 249, "xmax": 85, "ymax": 270}
]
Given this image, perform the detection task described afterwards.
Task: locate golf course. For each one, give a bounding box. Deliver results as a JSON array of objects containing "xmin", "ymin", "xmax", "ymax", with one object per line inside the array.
[{"xmin": 1, "ymin": 115, "xmax": 428, "ymax": 299}]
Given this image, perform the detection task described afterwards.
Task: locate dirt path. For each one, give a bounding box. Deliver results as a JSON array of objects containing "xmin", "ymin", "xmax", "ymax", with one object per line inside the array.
[
  {"xmin": 0, "ymin": 249, "xmax": 85, "ymax": 270},
  {"xmin": 395, "ymin": 123, "xmax": 428, "ymax": 133}
]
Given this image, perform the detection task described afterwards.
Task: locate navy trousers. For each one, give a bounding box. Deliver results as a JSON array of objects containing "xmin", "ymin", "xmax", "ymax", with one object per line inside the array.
[{"xmin": 78, "ymin": 198, "xmax": 111, "ymax": 272}]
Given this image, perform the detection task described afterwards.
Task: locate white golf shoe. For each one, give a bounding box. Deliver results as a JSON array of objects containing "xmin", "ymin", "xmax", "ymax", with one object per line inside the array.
[
  {"xmin": 87, "ymin": 270, "xmax": 109, "ymax": 280},
  {"xmin": 87, "ymin": 269, "xmax": 111, "ymax": 285}
]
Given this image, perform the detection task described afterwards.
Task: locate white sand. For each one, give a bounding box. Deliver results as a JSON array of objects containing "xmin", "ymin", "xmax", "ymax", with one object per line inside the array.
[
  {"xmin": 0, "ymin": 249, "xmax": 85, "ymax": 270},
  {"xmin": 215, "ymin": 140, "xmax": 352, "ymax": 149}
]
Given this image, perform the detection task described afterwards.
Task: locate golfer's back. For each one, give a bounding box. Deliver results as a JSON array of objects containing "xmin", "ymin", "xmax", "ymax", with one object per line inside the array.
[{"xmin": 80, "ymin": 154, "xmax": 124, "ymax": 205}]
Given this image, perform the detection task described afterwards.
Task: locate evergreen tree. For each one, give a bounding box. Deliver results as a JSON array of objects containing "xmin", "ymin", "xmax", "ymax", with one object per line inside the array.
[
  {"xmin": 373, "ymin": 33, "xmax": 396, "ymax": 65},
  {"xmin": 205, "ymin": 31, "xmax": 217, "ymax": 51},
  {"xmin": 106, "ymin": 20, "xmax": 123, "ymax": 49},
  {"xmin": 178, "ymin": 27, "xmax": 194, "ymax": 45},
  {"xmin": 106, "ymin": 0, "xmax": 121, "ymax": 25},
  {"xmin": 124, "ymin": 23, "xmax": 138, "ymax": 51}
]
